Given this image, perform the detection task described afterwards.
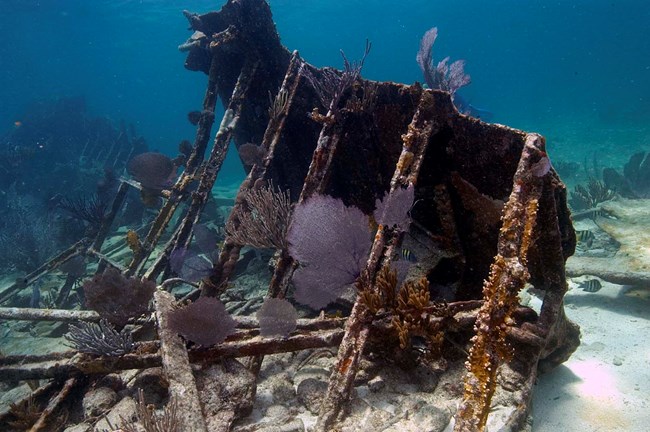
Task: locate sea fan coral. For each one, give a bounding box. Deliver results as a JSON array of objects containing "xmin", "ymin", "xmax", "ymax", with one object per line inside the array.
[
  {"xmin": 288, "ymin": 194, "xmax": 372, "ymax": 309},
  {"xmin": 416, "ymin": 27, "xmax": 471, "ymax": 97},
  {"xmin": 226, "ymin": 182, "xmax": 292, "ymax": 249},
  {"xmin": 127, "ymin": 152, "xmax": 176, "ymax": 190},
  {"xmin": 167, "ymin": 296, "xmax": 236, "ymax": 346},
  {"xmin": 257, "ymin": 298, "xmax": 298, "ymax": 337},
  {"xmin": 374, "ymin": 185, "xmax": 415, "ymax": 229},
  {"xmin": 83, "ymin": 267, "xmax": 156, "ymax": 327}
]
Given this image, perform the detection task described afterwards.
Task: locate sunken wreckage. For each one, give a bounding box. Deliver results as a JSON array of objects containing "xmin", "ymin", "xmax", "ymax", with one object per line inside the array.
[{"xmin": 0, "ymin": 0, "xmax": 580, "ymax": 430}]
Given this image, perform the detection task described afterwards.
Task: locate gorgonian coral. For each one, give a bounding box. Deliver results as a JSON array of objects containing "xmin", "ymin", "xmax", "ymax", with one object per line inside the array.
[
  {"xmin": 83, "ymin": 267, "xmax": 156, "ymax": 327},
  {"xmin": 168, "ymin": 296, "xmax": 236, "ymax": 346},
  {"xmin": 127, "ymin": 152, "xmax": 176, "ymax": 190}
]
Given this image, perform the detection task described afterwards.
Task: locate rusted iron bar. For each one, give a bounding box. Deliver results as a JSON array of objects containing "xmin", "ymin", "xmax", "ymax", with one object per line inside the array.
[
  {"xmin": 455, "ymin": 134, "xmax": 546, "ymax": 431},
  {"xmin": 0, "ymin": 305, "xmax": 345, "ymax": 332},
  {"xmin": 28, "ymin": 377, "xmax": 78, "ymax": 432},
  {"xmin": 0, "ymin": 330, "xmax": 343, "ymax": 381},
  {"xmin": 128, "ymin": 56, "xmax": 221, "ymax": 277},
  {"xmin": 0, "ymin": 307, "xmax": 101, "ymax": 322},
  {"xmin": 91, "ymin": 180, "xmax": 130, "ymax": 252},
  {"xmin": 154, "ymin": 290, "xmax": 209, "ymax": 432},
  {"xmin": 145, "ymin": 61, "xmax": 258, "ymax": 282},
  {"xmin": 0, "ymin": 240, "xmax": 87, "ymax": 305},
  {"xmin": 316, "ymin": 90, "xmax": 439, "ymax": 431},
  {"xmin": 85, "ymin": 247, "xmax": 127, "ymax": 273}
]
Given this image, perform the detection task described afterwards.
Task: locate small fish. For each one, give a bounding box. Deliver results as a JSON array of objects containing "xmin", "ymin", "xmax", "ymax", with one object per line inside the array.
[
  {"xmin": 581, "ymin": 279, "xmax": 602, "ymax": 293},
  {"xmin": 401, "ymin": 248, "xmax": 417, "ymax": 263},
  {"xmin": 14, "ymin": 120, "xmax": 22, "ymax": 128},
  {"xmin": 576, "ymin": 229, "xmax": 595, "ymax": 247}
]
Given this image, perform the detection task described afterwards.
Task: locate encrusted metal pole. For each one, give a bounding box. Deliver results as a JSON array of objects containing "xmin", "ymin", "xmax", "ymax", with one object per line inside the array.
[
  {"xmin": 315, "ymin": 89, "xmax": 435, "ymax": 431},
  {"xmin": 154, "ymin": 290, "xmax": 209, "ymax": 432},
  {"xmin": 0, "ymin": 239, "xmax": 87, "ymax": 305},
  {"xmin": 202, "ymin": 51, "xmax": 303, "ymax": 297},
  {"xmin": 454, "ymin": 134, "xmax": 547, "ymax": 431},
  {"xmin": 144, "ymin": 60, "xmax": 259, "ymax": 281},
  {"xmin": 128, "ymin": 56, "xmax": 220, "ymax": 276}
]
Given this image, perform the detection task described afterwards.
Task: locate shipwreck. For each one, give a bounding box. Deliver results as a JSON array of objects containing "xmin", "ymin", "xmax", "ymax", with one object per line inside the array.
[{"xmin": 0, "ymin": 1, "xmax": 580, "ymax": 431}]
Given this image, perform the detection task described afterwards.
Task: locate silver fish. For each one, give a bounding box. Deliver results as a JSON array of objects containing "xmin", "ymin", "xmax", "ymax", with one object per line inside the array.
[
  {"xmin": 576, "ymin": 229, "xmax": 595, "ymax": 247},
  {"xmin": 581, "ymin": 279, "xmax": 602, "ymax": 293}
]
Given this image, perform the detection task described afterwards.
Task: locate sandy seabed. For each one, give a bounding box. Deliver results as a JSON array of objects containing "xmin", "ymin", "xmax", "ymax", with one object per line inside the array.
[{"xmin": 531, "ymin": 270, "xmax": 650, "ymax": 432}]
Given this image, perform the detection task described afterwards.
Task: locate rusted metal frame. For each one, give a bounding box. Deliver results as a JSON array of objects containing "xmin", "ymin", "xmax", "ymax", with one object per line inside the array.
[
  {"xmin": 454, "ymin": 134, "xmax": 545, "ymax": 431},
  {"xmin": 127, "ymin": 56, "xmax": 221, "ymax": 276},
  {"xmin": 260, "ymin": 56, "xmax": 306, "ymax": 300},
  {"xmin": 0, "ymin": 328, "xmax": 345, "ymax": 382},
  {"xmin": 91, "ymin": 180, "xmax": 130, "ymax": 252},
  {"xmin": 0, "ymin": 307, "xmax": 102, "ymax": 322},
  {"xmin": 202, "ymin": 52, "xmax": 303, "ymax": 394},
  {"xmin": 154, "ymin": 290, "xmax": 209, "ymax": 432},
  {"xmin": 315, "ymin": 90, "xmax": 439, "ymax": 431},
  {"xmin": 0, "ymin": 306, "xmax": 348, "ymax": 335},
  {"xmin": 28, "ymin": 377, "xmax": 77, "ymax": 432},
  {"xmin": 186, "ymin": 56, "xmax": 220, "ymax": 173},
  {"xmin": 0, "ymin": 239, "xmax": 88, "ymax": 305},
  {"xmin": 0, "ymin": 317, "xmax": 346, "ymax": 370},
  {"xmin": 298, "ymin": 121, "xmax": 344, "ymax": 199},
  {"xmin": 497, "ymin": 172, "xmax": 578, "ymax": 431},
  {"xmin": 85, "ymin": 248, "xmax": 127, "ymax": 273},
  {"xmin": 0, "ymin": 380, "xmax": 58, "ymax": 425},
  {"xmin": 144, "ymin": 61, "xmax": 258, "ymax": 282},
  {"xmin": 1, "ymin": 303, "xmax": 496, "ymax": 382},
  {"xmin": 201, "ymin": 55, "xmax": 303, "ymax": 298}
]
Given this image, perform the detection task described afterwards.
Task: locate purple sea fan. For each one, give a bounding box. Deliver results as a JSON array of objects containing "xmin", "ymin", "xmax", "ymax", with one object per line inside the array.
[
  {"xmin": 257, "ymin": 298, "xmax": 298, "ymax": 337},
  {"xmin": 374, "ymin": 184, "xmax": 415, "ymax": 230},
  {"xmin": 127, "ymin": 152, "xmax": 176, "ymax": 190},
  {"xmin": 168, "ymin": 296, "xmax": 236, "ymax": 346},
  {"xmin": 83, "ymin": 267, "xmax": 156, "ymax": 327},
  {"xmin": 287, "ymin": 194, "xmax": 372, "ymax": 310}
]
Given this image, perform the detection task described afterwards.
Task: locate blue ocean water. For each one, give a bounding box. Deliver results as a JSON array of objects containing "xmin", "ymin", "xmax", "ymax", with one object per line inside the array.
[{"xmin": 1, "ymin": 0, "xmax": 648, "ymax": 184}]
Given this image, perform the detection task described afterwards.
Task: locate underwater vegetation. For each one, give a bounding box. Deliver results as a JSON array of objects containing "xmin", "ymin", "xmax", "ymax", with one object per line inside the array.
[
  {"xmin": 416, "ymin": 27, "xmax": 471, "ymax": 100},
  {"xmin": 569, "ymin": 177, "xmax": 615, "ymax": 210},
  {"xmin": 226, "ymin": 182, "xmax": 292, "ymax": 250},
  {"xmin": 603, "ymin": 151, "xmax": 650, "ymax": 198},
  {"xmin": 65, "ymin": 319, "xmax": 135, "ymax": 357},
  {"xmin": 0, "ymin": 97, "xmax": 150, "ymax": 274},
  {"xmin": 118, "ymin": 388, "xmax": 180, "ymax": 432},
  {"xmin": 83, "ymin": 267, "xmax": 156, "ymax": 327},
  {"xmin": 168, "ymin": 296, "xmax": 236, "ymax": 346}
]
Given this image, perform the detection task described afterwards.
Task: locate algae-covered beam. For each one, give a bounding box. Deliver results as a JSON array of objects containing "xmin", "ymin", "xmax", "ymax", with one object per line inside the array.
[
  {"xmin": 316, "ymin": 90, "xmax": 439, "ymax": 432},
  {"xmin": 154, "ymin": 290, "xmax": 209, "ymax": 432},
  {"xmin": 28, "ymin": 377, "xmax": 78, "ymax": 432},
  {"xmin": 455, "ymin": 134, "xmax": 547, "ymax": 432},
  {"xmin": 127, "ymin": 55, "xmax": 220, "ymax": 277},
  {"xmin": 145, "ymin": 61, "xmax": 257, "ymax": 282},
  {"xmin": 203, "ymin": 52, "xmax": 303, "ymax": 298}
]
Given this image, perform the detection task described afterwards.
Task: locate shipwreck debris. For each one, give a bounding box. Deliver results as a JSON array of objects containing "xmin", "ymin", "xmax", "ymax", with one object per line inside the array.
[{"xmin": 0, "ymin": 0, "xmax": 580, "ymax": 431}]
